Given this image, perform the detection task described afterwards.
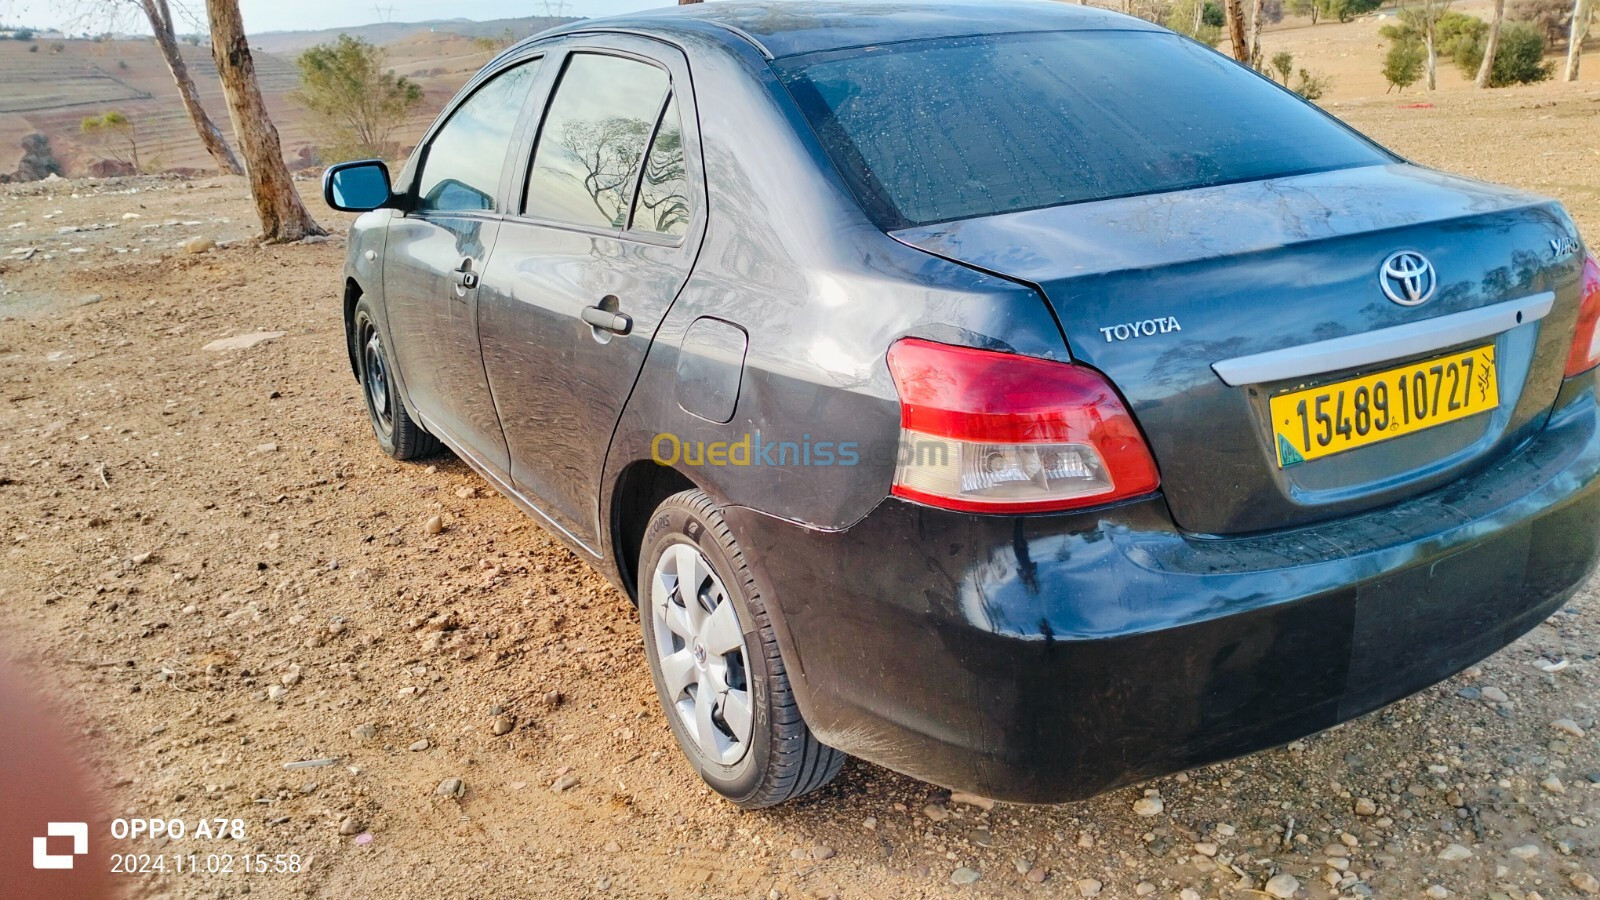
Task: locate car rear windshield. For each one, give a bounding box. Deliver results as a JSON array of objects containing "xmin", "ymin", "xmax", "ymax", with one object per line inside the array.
[{"xmin": 776, "ymin": 30, "xmax": 1392, "ymax": 230}]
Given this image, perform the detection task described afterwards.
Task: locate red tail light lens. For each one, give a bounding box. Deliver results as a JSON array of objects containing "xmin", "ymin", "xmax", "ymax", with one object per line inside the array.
[
  {"xmin": 885, "ymin": 338, "xmax": 1160, "ymax": 514},
  {"xmin": 1565, "ymin": 254, "xmax": 1600, "ymax": 378}
]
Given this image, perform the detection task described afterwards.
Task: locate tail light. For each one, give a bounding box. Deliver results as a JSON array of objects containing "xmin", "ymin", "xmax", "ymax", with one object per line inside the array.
[
  {"xmin": 885, "ymin": 338, "xmax": 1160, "ymax": 514},
  {"xmin": 1565, "ymin": 254, "xmax": 1600, "ymax": 378}
]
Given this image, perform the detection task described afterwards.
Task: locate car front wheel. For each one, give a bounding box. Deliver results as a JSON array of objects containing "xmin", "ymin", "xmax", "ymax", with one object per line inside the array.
[
  {"xmin": 352, "ymin": 297, "xmax": 439, "ymax": 461},
  {"xmin": 639, "ymin": 489, "xmax": 843, "ymax": 808}
]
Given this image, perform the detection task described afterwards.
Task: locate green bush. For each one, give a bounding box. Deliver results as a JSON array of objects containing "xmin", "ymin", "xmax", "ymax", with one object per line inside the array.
[
  {"xmin": 81, "ymin": 110, "xmax": 141, "ymax": 171},
  {"xmin": 1455, "ymin": 21, "xmax": 1554, "ymax": 85},
  {"xmin": 1270, "ymin": 50, "xmax": 1296, "ymax": 83},
  {"xmin": 1436, "ymin": 11, "xmax": 1489, "ymax": 58},
  {"xmin": 1293, "ymin": 67, "xmax": 1332, "ymax": 99},
  {"xmin": 1323, "ymin": 0, "xmax": 1382, "ymax": 23},
  {"xmin": 1494, "ymin": 23, "xmax": 1555, "ymax": 85},
  {"xmin": 1381, "ymin": 10, "xmax": 1486, "ymax": 53},
  {"xmin": 1383, "ymin": 42, "xmax": 1426, "ymax": 90},
  {"xmin": 1286, "ymin": 0, "xmax": 1322, "ymax": 24},
  {"xmin": 294, "ymin": 35, "xmax": 424, "ymax": 162},
  {"xmin": 1379, "ymin": 10, "xmax": 1492, "ymax": 89}
]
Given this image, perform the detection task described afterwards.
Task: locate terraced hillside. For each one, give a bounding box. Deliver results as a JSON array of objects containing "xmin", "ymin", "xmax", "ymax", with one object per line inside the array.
[
  {"xmin": 0, "ymin": 52, "xmax": 152, "ymax": 115},
  {"xmin": 0, "ymin": 38, "xmax": 288, "ymax": 177},
  {"xmin": 0, "ymin": 30, "xmax": 521, "ymax": 179}
]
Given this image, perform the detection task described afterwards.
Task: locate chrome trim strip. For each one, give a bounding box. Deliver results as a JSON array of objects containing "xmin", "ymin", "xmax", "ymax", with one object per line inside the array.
[{"xmin": 1212, "ymin": 292, "xmax": 1555, "ymax": 386}]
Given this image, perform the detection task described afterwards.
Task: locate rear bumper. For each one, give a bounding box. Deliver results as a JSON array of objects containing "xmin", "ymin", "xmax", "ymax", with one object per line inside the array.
[{"xmin": 723, "ymin": 384, "xmax": 1600, "ymax": 803}]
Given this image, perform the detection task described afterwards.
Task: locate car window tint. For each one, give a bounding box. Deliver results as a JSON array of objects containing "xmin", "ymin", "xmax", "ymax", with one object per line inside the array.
[
  {"xmin": 778, "ymin": 32, "xmax": 1391, "ymax": 229},
  {"xmin": 416, "ymin": 59, "xmax": 540, "ymax": 214},
  {"xmin": 524, "ymin": 53, "xmax": 669, "ymax": 229},
  {"xmin": 630, "ymin": 95, "xmax": 691, "ymax": 237}
]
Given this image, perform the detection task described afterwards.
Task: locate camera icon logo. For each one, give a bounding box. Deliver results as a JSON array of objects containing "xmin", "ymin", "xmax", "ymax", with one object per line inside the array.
[{"xmin": 32, "ymin": 822, "xmax": 88, "ymax": 870}]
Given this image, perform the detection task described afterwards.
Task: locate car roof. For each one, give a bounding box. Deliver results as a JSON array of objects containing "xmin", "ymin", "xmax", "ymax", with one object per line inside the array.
[{"xmin": 529, "ymin": 0, "xmax": 1157, "ymax": 60}]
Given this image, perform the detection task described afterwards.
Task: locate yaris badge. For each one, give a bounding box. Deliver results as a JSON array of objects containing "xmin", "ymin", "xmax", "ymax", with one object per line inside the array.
[{"xmin": 1380, "ymin": 251, "xmax": 1437, "ymax": 307}]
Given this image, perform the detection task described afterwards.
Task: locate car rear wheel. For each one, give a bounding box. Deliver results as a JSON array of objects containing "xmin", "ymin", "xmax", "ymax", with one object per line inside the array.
[
  {"xmin": 352, "ymin": 298, "xmax": 439, "ymax": 461},
  {"xmin": 639, "ymin": 489, "xmax": 844, "ymax": 808}
]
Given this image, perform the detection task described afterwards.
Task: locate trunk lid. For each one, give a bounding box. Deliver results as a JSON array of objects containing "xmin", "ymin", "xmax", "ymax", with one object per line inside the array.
[{"xmin": 893, "ymin": 164, "xmax": 1587, "ymax": 534}]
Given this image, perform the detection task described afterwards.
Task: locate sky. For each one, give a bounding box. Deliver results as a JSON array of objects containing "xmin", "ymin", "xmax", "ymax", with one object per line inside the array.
[{"xmin": 3, "ymin": 0, "xmax": 701, "ymax": 36}]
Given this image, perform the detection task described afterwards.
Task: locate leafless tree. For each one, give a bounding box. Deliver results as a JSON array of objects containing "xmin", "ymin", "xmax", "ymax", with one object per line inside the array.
[
  {"xmin": 1476, "ymin": 0, "xmax": 1507, "ymax": 87},
  {"xmin": 1226, "ymin": 0, "xmax": 1251, "ymax": 62},
  {"xmin": 1248, "ymin": 0, "xmax": 1267, "ymax": 67},
  {"xmin": 1408, "ymin": 0, "xmax": 1455, "ymax": 90},
  {"xmin": 559, "ymin": 117, "xmax": 653, "ymax": 225},
  {"xmin": 1568, "ymin": 0, "xmax": 1593, "ymax": 80},
  {"xmin": 204, "ymin": 0, "xmax": 325, "ymax": 241},
  {"xmin": 55, "ymin": 0, "xmax": 243, "ymax": 174},
  {"xmin": 140, "ymin": 0, "xmax": 242, "ymax": 173}
]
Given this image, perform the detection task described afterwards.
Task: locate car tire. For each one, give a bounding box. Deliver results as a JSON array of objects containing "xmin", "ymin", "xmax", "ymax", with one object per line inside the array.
[
  {"xmin": 639, "ymin": 489, "xmax": 844, "ymax": 808},
  {"xmin": 351, "ymin": 298, "xmax": 439, "ymax": 461}
]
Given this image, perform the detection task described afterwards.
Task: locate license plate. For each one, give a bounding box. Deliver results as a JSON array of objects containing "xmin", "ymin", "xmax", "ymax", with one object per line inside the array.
[{"xmin": 1270, "ymin": 345, "xmax": 1498, "ymax": 467}]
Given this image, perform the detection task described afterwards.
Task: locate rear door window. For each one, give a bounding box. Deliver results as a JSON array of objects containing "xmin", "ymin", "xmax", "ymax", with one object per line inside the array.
[
  {"xmin": 523, "ymin": 53, "xmax": 670, "ymax": 229},
  {"xmin": 777, "ymin": 31, "xmax": 1392, "ymax": 229}
]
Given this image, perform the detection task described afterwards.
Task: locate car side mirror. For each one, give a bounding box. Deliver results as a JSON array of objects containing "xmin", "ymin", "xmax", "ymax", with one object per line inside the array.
[{"xmin": 323, "ymin": 160, "xmax": 396, "ymax": 212}]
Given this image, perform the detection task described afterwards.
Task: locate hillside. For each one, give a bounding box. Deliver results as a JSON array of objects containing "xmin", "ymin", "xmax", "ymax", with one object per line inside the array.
[
  {"xmin": 249, "ymin": 15, "xmax": 576, "ymax": 54},
  {"xmin": 0, "ymin": 38, "xmax": 295, "ymax": 178},
  {"xmin": 0, "ymin": 31, "xmax": 512, "ymax": 180}
]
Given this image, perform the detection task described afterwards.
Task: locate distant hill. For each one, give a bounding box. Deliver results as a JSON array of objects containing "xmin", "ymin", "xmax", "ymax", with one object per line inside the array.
[
  {"xmin": 0, "ymin": 22, "xmax": 549, "ymax": 180},
  {"xmin": 249, "ymin": 15, "xmax": 578, "ymax": 54}
]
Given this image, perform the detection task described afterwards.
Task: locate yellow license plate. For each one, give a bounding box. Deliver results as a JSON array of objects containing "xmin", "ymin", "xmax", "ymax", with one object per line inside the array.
[{"xmin": 1270, "ymin": 345, "xmax": 1498, "ymax": 467}]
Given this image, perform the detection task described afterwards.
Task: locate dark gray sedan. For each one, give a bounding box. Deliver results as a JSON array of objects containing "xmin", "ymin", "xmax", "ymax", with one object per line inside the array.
[{"xmin": 323, "ymin": 1, "xmax": 1600, "ymax": 807}]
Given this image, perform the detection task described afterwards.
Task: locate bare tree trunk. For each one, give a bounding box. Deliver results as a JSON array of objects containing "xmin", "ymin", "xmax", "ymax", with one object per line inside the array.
[
  {"xmin": 204, "ymin": 0, "xmax": 324, "ymax": 242},
  {"xmin": 139, "ymin": 0, "xmax": 242, "ymax": 175},
  {"xmin": 1248, "ymin": 0, "xmax": 1267, "ymax": 68},
  {"xmin": 1476, "ymin": 0, "xmax": 1506, "ymax": 87},
  {"xmin": 1569, "ymin": 0, "xmax": 1592, "ymax": 81},
  {"xmin": 1226, "ymin": 0, "xmax": 1250, "ymax": 62},
  {"xmin": 1425, "ymin": 31, "xmax": 1438, "ymax": 89}
]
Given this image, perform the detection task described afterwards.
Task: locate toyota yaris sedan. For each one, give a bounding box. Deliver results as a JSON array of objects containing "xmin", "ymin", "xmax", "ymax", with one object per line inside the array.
[{"xmin": 323, "ymin": 1, "xmax": 1600, "ymax": 807}]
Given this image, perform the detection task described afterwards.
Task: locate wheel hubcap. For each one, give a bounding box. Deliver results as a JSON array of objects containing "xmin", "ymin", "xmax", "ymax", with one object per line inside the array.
[
  {"xmin": 650, "ymin": 542, "xmax": 754, "ymax": 766},
  {"xmin": 361, "ymin": 324, "xmax": 393, "ymax": 436}
]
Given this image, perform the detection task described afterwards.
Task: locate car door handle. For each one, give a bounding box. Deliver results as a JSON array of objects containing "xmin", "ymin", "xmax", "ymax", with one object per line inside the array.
[
  {"xmin": 580, "ymin": 305, "xmax": 632, "ymax": 336},
  {"xmin": 451, "ymin": 260, "xmax": 479, "ymax": 293}
]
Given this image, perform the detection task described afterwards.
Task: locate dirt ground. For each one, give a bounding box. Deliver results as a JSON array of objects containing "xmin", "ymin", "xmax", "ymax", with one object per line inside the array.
[
  {"xmin": 1229, "ymin": 0, "xmax": 1599, "ymax": 98},
  {"xmin": 2, "ymin": 81, "xmax": 1600, "ymax": 900}
]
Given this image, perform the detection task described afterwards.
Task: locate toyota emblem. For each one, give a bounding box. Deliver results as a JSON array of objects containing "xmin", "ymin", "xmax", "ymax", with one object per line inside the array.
[{"xmin": 1380, "ymin": 251, "xmax": 1437, "ymax": 306}]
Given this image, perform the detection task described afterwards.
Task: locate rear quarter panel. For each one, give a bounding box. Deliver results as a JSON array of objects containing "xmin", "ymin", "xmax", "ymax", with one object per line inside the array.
[{"xmin": 599, "ymin": 34, "xmax": 1066, "ymax": 541}]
